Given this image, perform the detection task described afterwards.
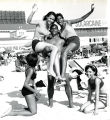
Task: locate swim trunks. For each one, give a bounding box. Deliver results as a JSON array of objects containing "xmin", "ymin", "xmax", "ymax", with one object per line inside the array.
[
  {"xmin": 63, "ymin": 36, "xmax": 80, "ymax": 51},
  {"xmin": 32, "ymin": 39, "xmax": 40, "ymax": 51},
  {"xmin": 21, "ymin": 86, "xmax": 34, "ymax": 96}
]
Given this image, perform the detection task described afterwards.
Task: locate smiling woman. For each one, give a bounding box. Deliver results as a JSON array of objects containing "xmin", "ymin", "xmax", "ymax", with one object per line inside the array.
[{"xmin": 80, "ymin": 64, "xmax": 109, "ymax": 115}]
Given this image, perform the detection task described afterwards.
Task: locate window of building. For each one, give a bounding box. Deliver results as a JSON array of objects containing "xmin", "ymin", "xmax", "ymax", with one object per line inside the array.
[
  {"xmin": 94, "ymin": 38, "xmax": 96, "ymax": 42},
  {"xmin": 102, "ymin": 37, "xmax": 104, "ymax": 41}
]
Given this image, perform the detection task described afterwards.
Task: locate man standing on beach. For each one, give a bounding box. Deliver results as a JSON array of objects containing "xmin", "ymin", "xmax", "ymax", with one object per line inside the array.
[{"xmin": 45, "ymin": 24, "xmax": 73, "ymax": 108}]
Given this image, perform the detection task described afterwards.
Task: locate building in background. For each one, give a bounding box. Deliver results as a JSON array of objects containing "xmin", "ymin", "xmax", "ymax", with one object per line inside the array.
[
  {"xmin": 74, "ymin": 19, "xmax": 108, "ymax": 57},
  {"xmin": 0, "ymin": 10, "xmax": 35, "ymax": 50},
  {"xmin": 0, "ymin": 11, "xmax": 25, "ymax": 24}
]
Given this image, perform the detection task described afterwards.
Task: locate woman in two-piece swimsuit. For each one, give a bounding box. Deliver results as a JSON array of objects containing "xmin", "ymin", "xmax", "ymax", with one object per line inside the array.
[
  {"xmin": 2, "ymin": 53, "xmax": 40, "ymax": 117},
  {"xmin": 25, "ymin": 3, "xmax": 59, "ymax": 77},
  {"xmin": 56, "ymin": 4, "xmax": 94, "ymax": 80}
]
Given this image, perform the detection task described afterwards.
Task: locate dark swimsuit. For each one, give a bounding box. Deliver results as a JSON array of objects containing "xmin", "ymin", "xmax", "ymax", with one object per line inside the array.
[
  {"xmin": 21, "ymin": 86, "xmax": 34, "ymax": 96},
  {"xmin": 21, "ymin": 67, "xmax": 36, "ymax": 96},
  {"xmin": 63, "ymin": 36, "xmax": 80, "ymax": 51},
  {"xmin": 89, "ymin": 78, "xmax": 107, "ymax": 106},
  {"xmin": 88, "ymin": 77, "xmax": 104, "ymax": 91},
  {"xmin": 32, "ymin": 39, "xmax": 40, "ymax": 51}
]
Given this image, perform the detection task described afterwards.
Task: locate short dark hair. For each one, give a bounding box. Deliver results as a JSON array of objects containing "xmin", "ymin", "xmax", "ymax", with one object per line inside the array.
[
  {"xmin": 50, "ymin": 24, "xmax": 58, "ymax": 30},
  {"xmin": 56, "ymin": 13, "xmax": 64, "ymax": 19},
  {"xmin": 85, "ymin": 64, "xmax": 98, "ymax": 76},
  {"xmin": 43, "ymin": 11, "xmax": 56, "ymax": 21},
  {"xmin": 49, "ymin": 24, "xmax": 60, "ymax": 36},
  {"xmin": 72, "ymin": 69, "xmax": 83, "ymax": 75},
  {"xmin": 26, "ymin": 53, "xmax": 38, "ymax": 67}
]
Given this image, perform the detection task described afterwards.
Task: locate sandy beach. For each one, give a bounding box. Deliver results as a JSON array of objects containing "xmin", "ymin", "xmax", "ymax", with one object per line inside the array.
[{"xmin": 0, "ymin": 60, "xmax": 110, "ymax": 120}]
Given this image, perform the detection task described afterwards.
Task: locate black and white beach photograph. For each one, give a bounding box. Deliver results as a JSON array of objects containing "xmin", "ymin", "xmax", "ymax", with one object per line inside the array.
[{"xmin": 0, "ymin": 0, "xmax": 110, "ymax": 120}]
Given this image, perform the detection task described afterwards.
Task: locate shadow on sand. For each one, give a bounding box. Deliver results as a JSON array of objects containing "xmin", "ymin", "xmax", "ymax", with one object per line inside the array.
[
  {"xmin": 7, "ymin": 90, "xmax": 23, "ymax": 98},
  {"xmin": 6, "ymin": 90, "xmax": 49, "ymax": 107},
  {"xmin": 7, "ymin": 100, "xmax": 26, "ymax": 110}
]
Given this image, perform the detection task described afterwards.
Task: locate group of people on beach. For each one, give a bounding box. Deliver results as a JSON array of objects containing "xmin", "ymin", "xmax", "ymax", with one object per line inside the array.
[{"xmin": 1, "ymin": 3, "xmax": 109, "ymax": 118}]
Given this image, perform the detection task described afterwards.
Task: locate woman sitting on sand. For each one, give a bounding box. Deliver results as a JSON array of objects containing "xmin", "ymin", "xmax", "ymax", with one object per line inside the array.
[{"xmin": 80, "ymin": 64, "xmax": 108, "ymax": 115}]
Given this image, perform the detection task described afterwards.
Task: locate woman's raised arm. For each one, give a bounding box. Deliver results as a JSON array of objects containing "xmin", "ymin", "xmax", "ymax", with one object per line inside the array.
[
  {"xmin": 68, "ymin": 4, "xmax": 94, "ymax": 24},
  {"xmin": 27, "ymin": 3, "xmax": 39, "ymax": 25}
]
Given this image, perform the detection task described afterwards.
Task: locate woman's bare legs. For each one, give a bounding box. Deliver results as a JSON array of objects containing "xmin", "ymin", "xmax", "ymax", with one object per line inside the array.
[
  {"xmin": 80, "ymin": 101, "xmax": 91, "ymax": 112},
  {"xmin": 54, "ymin": 53, "xmax": 62, "ymax": 79},
  {"xmin": 35, "ymin": 42, "xmax": 58, "ymax": 77},
  {"xmin": 61, "ymin": 43, "xmax": 78, "ymax": 79},
  {"xmin": 80, "ymin": 101, "xmax": 105, "ymax": 113},
  {"xmin": 84, "ymin": 101, "xmax": 105, "ymax": 114},
  {"xmin": 7, "ymin": 94, "xmax": 37, "ymax": 116},
  {"xmin": 54, "ymin": 53, "xmax": 66, "ymax": 86}
]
